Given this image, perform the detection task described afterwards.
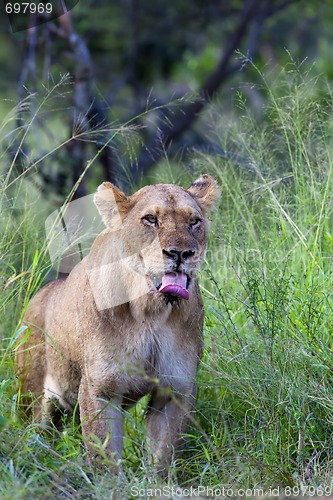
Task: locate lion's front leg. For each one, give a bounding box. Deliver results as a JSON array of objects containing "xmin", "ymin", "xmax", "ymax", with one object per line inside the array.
[
  {"xmin": 146, "ymin": 385, "xmax": 197, "ymax": 473},
  {"xmin": 78, "ymin": 376, "xmax": 124, "ymax": 473}
]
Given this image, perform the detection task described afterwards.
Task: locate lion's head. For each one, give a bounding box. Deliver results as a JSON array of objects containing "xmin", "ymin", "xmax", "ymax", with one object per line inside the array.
[{"xmin": 89, "ymin": 175, "xmax": 219, "ymax": 310}]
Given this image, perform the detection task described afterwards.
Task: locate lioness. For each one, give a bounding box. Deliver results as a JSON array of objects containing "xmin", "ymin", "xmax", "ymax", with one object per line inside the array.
[{"xmin": 16, "ymin": 174, "xmax": 219, "ymax": 473}]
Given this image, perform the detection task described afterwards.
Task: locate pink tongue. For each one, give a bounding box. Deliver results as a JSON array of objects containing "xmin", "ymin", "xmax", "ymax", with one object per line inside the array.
[{"xmin": 159, "ymin": 272, "xmax": 189, "ymax": 300}]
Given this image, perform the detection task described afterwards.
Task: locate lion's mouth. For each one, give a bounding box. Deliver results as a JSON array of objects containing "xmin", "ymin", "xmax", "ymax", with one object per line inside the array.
[{"xmin": 154, "ymin": 271, "xmax": 190, "ymax": 300}]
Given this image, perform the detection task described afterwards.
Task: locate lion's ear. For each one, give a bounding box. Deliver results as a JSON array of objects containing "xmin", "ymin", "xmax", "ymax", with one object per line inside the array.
[
  {"xmin": 94, "ymin": 182, "xmax": 131, "ymax": 227},
  {"xmin": 187, "ymin": 174, "xmax": 220, "ymax": 214}
]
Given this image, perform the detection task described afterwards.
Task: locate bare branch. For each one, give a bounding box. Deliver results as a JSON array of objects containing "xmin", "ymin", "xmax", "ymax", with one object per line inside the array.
[
  {"xmin": 130, "ymin": 0, "xmax": 266, "ymax": 183},
  {"xmin": 128, "ymin": 0, "xmax": 302, "ymax": 185}
]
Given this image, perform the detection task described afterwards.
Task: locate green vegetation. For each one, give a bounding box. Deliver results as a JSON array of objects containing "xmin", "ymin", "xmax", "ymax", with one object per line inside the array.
[{"xmin": 1, "ymin": 65, "xmax": 333, "ymax": 497}]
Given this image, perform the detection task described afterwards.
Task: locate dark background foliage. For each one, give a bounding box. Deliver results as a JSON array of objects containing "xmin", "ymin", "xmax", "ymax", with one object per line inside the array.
[{"xmin": 1, "ymin": 0, "xmax": 333, "ymax": 197}]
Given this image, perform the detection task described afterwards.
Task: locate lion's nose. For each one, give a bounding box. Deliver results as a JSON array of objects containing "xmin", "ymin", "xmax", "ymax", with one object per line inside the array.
[{"xmin": 163, "ymin": 249, "xmax": 195, "ymax": 263}]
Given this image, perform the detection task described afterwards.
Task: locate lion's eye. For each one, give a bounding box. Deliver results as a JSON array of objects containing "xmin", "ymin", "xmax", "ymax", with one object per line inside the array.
[
  {"xmin": 189, "ymin": 218, "xmax": 201, "ymax": 226},
  {"xmin": 143, "ymin": 214, "xmax": 157, "ymax": 224}
]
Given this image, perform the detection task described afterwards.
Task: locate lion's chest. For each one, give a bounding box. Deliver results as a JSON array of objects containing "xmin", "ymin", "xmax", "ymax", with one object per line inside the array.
[
  {"xmin": 87, "ymin": 308, "xmax": 198, "ymax": 399},
  {"xmin": 131, "ymin": 320, "xmax": 195, "ymax": 393}
]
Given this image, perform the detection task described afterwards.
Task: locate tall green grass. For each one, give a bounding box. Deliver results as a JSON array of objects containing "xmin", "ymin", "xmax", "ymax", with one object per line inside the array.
[
  {"xmin": 193, "ymin": 64, "xmax": 333, "ymax": 490},
  {"xmin": 1, "ymin": 64, "xmax": 333, "ymax": 497}
]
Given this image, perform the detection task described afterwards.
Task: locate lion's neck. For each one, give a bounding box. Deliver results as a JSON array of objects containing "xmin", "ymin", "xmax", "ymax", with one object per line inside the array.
[{"xmin": 128, "ymin": 293, "xmax": 173, "ymax": 323}]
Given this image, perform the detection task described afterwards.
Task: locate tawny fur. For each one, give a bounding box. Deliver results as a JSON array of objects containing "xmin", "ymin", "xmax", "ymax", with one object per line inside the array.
[{"xmin": 16, "ymin": 174, "xmax": 219, "ymax": 473}]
